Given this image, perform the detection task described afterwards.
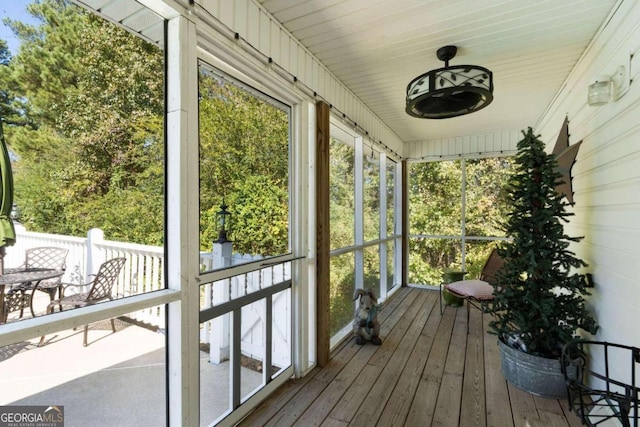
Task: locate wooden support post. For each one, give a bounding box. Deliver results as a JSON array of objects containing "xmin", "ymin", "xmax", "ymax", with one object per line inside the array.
[
  {"xmin": 316, "ymin": 101, "xmax": 330, "ymax": 367},
  {"xmin": 402, "ymin": 160, "xmax": 409, "ymax": 287}
]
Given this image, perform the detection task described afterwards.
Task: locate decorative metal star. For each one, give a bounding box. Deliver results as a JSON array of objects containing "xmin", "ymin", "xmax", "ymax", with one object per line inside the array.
[{"xmin": 552, "ymin": 116, "xmax": 582, "ymax": 205}]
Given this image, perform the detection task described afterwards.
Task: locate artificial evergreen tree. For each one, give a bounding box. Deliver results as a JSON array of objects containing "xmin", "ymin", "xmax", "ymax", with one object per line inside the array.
[{"xmin": 488, "ymin": 127, "xmax": 598, "ymax": 359}]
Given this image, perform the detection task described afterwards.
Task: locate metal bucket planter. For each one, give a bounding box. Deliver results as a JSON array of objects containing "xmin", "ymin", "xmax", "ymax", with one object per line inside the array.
[
  {"xmin": 498, "ymin": 337, "xmax": 571, "ymax": 398},
  {"xmin": 442, "ymin": 271, "xmax": 466, "ymax": 306}
]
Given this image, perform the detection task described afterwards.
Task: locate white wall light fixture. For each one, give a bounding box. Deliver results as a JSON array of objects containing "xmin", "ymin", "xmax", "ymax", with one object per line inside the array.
[
  {"xmin": 588, "ymin": 64, "xmax": 629, "ymax": 106},
  {"xmin": 587, "ymin": 75, "xmax": 613, "ymax": 106}
]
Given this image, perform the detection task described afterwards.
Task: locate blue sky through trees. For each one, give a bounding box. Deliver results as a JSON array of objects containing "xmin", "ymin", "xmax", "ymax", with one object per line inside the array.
[{"xmin": 1, "ymin": 0, "xmax": 40, "ymax": 55}]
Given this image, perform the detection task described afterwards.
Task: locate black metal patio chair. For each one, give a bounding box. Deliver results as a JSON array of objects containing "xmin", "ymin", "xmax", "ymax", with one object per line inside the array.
[
  {"xmin": 39, "ymin": 257, "xmax": 126, "ymax": 347},
  {"xmin": 5, "ymin": 246, "xmax": 68, "ymax": 318}
]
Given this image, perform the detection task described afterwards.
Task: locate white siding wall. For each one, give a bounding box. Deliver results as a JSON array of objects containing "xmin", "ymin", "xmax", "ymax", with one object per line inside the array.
[
  {"xmin": 536, "ymin": 0, "xmax": 640, "ymax": 349},
  {"xmin": 405, "ymin": 130, "xmax": 520, "ymax": 161},
  {"xmin": 193, "ymin": 0, "xmax": 404, "ymax": 157}
]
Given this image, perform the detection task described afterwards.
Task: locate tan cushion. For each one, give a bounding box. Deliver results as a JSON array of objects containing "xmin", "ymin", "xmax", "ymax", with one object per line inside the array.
[{"xmin": 445, "ymin": 279, "xmax": 494, "ymax": 301}]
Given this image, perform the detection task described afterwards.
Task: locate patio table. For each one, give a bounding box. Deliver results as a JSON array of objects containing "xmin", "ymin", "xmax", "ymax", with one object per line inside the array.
[{"xmin": 0, "ymin": 268, "xmax": 64, "ymax": 323}]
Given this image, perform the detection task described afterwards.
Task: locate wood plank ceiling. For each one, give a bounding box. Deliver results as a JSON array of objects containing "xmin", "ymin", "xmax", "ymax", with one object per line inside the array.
[
  {"xmin": 258, "ymin": 0, "xmax": 620, "ymax": 143},
  {"xmin": 78, "ymin": 0, "xmax": 621, "ymax": 144}
]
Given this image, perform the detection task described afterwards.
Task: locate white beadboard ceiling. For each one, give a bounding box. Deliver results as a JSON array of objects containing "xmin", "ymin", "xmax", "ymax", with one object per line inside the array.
[
  {"xmin": 258, "ymin": 0, "xmax": 620, "ymax": 142},
  {"xmin": 76, "ymin": 0, "xmax": 165, "ymax": 47},
  {"xmin": 77, "ymin": 0, "xmax": 620, "ymax": 144}
]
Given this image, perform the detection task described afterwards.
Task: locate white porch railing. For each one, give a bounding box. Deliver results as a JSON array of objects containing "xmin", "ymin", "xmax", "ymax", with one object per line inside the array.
[
  {"xmin": 5, "ymin": 224, "xmax": 291, "ymax": 368},
  {"xmin": 6, "ymin": 224, "xmax": 88, "ymax": 285},
  {"xmin": 199, "ymin": 243, "xmax": 292, "ymax": 368},
  {"xmin": 6, "ymin": 224, "xmax": 166, "ymax": 327}
]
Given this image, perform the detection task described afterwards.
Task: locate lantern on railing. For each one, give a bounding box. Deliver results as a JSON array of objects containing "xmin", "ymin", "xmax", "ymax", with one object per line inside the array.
[
  {"xmin": 216, "ymin": 201, "xmax": 231, "ymax": 243},
  {"xmin": 10, "ymin": 203, "xmax": 20, "ymax": 223}
]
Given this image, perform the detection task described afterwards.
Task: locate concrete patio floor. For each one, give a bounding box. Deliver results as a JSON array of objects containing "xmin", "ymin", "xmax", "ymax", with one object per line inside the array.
[{"xmin": 0, "ymin": 308, "xmax": 262, "ymax": 426}]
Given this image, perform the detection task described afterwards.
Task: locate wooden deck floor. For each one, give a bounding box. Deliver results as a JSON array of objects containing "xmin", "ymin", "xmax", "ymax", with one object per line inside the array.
[{"xmin": 239, "ymin": 286, "xmax": 584, "ymax": 427}]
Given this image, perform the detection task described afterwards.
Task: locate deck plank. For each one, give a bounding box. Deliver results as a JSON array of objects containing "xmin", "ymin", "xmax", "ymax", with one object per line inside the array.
[
  {"xmin": 291, "ymin": 328, "xmax": 386, "ymax": 426},
  {"xmin": 250, "ymin": 286, "xmax": 415, "ymax": 426},
  {"xmin": 349, "ymin": 292, "xmax": 435, "ymax": 426},
  {"xmin": 508, "ymin": 382, "xmax": 540, "ymax": 427},
  {"xmin": 431, "ymin": 307, "xmax": 468, "ymax": 426},
  {"xmin": 376, "ymin": 292, "xmax": 443, "ymax": 426},
  {"xmin": 404, "ymin": 300, "xmax": 458, "ymax": 426},
  {"xmin": 458, "ymin": 307, "xmax": 487, "ymax": 426},
  {"xmin": 535, "ymin": 396, "xmax": 573, "ymax": 427},
  {"xmin": 264, "ymin": 378, "xmax": 329, "ymax": 427},
  {"xmin": 562, "ymin": 404, "xmax": 584, "ymax": 427},
  {"xmin": 320, "ymin": 416, "xmax": 348, "ymax": 427},
  {"xmin": 239, "ymin": 287, "xmax": 578, "ymax": 427},
  {"xmin": 240, "ymin": 367, "xmax": 319, "ymax": 425},
  {"xmin": 242, "ymin": 288, "xmax": 410, "ymax": 426},
  {"xmin": 327, "ymin": 290, "xmax": 430, "ymax": 423},
  {"xmin": 483, "ymin": 311, "xmax": 515, "ymax": 427}
]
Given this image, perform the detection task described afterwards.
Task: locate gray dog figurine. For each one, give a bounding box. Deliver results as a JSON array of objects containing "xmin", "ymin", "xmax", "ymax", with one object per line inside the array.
[{"xmin": 353, "ymin": 288, "xmax": 382, "ymax": 345}]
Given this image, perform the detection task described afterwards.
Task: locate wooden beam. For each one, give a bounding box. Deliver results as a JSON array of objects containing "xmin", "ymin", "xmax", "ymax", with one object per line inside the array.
[
  {"xmin": 401, "ymin": 160, "xmax": 409, "ymax": 287},
  {"xmin": 316, "ymin": 100, "xmax": 331, "ymax": 367}
]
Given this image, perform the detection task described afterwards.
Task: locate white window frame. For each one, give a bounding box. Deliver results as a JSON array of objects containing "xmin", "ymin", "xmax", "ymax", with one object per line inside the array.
[{"xmin": 328, "ymin": 119, "xmax": 402, "ymax": 348}]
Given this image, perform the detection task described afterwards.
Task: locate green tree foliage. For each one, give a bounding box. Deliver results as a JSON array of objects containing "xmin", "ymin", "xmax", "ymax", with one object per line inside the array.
[
  {"xmin": 0, "ymin": 40, "xmax": 17, "ymax": 123},
  {"xmin": 329, "ymin": 138, "xmax": 355, "ymax": 249},
  {"xmin": 327, "ymin": 140, "xmax": 356, "ymax": 334},
  {"xmin": 327, "ymin": 139, "xmax": 388, "ymax": 334},
  {"xmin": 2, "ymin": 0, "xmax": 78, "ymax": 128},
  {"xmin": 465, "ymin": 158, "xmax": 511, "ymax": 238},
  {"xmin": 409, "ymin": 161, "xmax": 462, "ymax": 284},
  {"xmin": 198, "ymin": 68, "xmax": 289, "ymax": 256},
  {"xmin": 488, "ymin": 128, "xmax": 598, "ymax": 358},
  {"xmin": 409, "ymin": 158, "xmax": 511, "ymax": 285},
  {"xmin": 1, "ymin": 0, "xmax": 164, "ymax": 245},
  {"xmin": 363, "ymin": 153, "xmax": 380, "ymax": 241},
  {"xmin": 329, "ymin": 253, "xmax": 356, "ymax": 336},
  {"xmin": 228, "ymin": 175, "xmax": 288, "ymax": 255},
  {"xmin": 3, "ymin": 0, "xmax": 290, "ymax": 252}
]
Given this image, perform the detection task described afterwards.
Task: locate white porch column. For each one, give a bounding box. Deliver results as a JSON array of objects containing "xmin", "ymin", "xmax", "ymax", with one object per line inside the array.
[
  {"xmin": 86, "ymin": 228, "xmax": 104, "ymax": 281},
  {"xmin": 166, "ymin": 13, "xmax": 199, "ymax": 427},
  {"xmin": 209, "ymin": 240, "xmax": 233, "ymax": 364}
]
